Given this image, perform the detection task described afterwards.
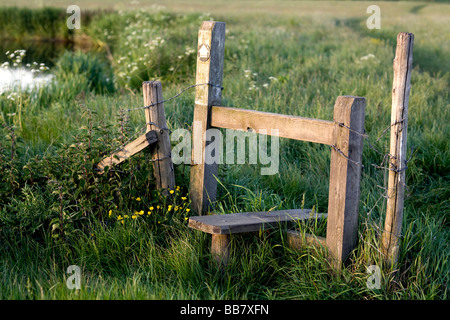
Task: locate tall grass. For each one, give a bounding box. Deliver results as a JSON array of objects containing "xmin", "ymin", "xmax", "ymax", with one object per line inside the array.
[{"xmin": 0, "ymin": 3, "xmax": 448, "ymax": 300}]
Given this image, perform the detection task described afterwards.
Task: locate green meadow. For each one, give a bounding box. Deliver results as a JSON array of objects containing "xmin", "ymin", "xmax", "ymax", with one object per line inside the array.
[{"xmin": 0, "ymin": 1, "xmax": 448, "ymax": 300}]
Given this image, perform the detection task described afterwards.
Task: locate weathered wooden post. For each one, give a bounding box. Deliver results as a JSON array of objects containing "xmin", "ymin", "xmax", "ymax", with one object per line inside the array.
[
  {"xmin": 382, "ymin": 32, "xmax": 414, "ymax": 267},
  {"xmin": 326, "ymin": 96, "xmax": 366, "ymax": 269},
  {"xmin": 143, "ymin": 81, "xmax": 175, "ymax": 194},
  {"xmin": 190, "ymin": 21, "xmax": 226, "ymax": 215}
]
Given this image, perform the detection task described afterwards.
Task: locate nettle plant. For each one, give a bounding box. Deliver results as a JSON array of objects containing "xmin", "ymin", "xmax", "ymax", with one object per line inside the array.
[{"xmin": 0, "ymin": 106, "xmax": 190, "ymax": 242}]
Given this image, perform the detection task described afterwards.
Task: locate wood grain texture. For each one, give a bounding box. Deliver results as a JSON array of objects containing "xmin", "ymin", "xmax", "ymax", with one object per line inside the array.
[
  {"xmin": 96, "ymin": 130, "xmax": 158, "ymax": 174},
  {"xmin": 143, "ymin": 81, "xmax": 175, "ymax": 192},
  {"xmin": 211, "ymin": 234, "xmax": 230, "ymax": 266},
  {"xmin": 210, "ymin": 106, "xmax": 335, "ymax": 145},
  {"xmin": 326, "ymin": 96, "xmax": 365, "ymax": 268},
  {"xmin": 382, "ymin": 32, "xmax": 414, "ymax": 266},
  {"xmin": 188, "ymin": 209, "xmax": 326, "ymax": 234},
  {"xmin": 190, "ymin": 21, "xmax": 226, "ymax": 214},
  {"xmin": 286, "ymin": 230, "xmax": 327, "ymax": 249}
]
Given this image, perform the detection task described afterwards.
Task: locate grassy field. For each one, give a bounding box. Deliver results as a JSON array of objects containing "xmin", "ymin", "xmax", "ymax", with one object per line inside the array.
[{"xmin": 0, "ymin": 1, "xmax": 448, "ymax": 300}]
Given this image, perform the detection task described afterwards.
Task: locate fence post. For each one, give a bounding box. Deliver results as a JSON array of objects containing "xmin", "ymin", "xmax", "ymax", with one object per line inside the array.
[
  {"xmin": 142, "ymin": 81, "xmax": 175, "ymax": 194},
  {"xmin": 326, "ymin": 96, "xmax": 366, "ymax": 269},
  {"xmin": 382, "ymin": 32, "xmax": 414, "ymax": 267},
  {"xmin": 190, "ymin": 21, "xmax": 226, "ymax": 214}
]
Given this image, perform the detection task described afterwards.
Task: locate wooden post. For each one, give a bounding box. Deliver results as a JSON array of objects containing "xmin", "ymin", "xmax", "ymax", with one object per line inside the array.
[
  {"xmin": 143, "ymin": 81, "xmax": 175, "ymax": 193},
  {"xmin": 211, "ymin": 234, "xmax": 230, "ymax": 266},
  {"xmin": 190, "ymin": 21, "xmax": 226, "ymax": 214},
  {"xmin": 326, "ymin": 96, "xmax": 366, "ymax": 268},
  {"xmin": 382, "ymin": 32, "xmax": 414, "ymax": 267}
]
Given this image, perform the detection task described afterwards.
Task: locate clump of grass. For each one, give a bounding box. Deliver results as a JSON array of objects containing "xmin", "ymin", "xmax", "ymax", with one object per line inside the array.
[
  {"xmin": 54, "ymin": 51, "xmax": 115, "ymax": 95},
  {"xmin": 0, "ymin": 7, "xmax": 73, "ymax": 41}
]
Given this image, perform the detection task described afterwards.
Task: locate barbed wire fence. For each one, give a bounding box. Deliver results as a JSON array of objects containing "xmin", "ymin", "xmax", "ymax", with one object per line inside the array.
[{"xmin": 105, "ymin": 81, "xmax": 413, "ymax": 259}]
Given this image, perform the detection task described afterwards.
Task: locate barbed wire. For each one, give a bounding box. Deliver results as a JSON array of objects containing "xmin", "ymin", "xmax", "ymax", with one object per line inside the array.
[
  {"xmin": 106, "ymin": 81, "xmax": 413, "ymax": 221},
  {"xmin": 100, "ymin": 82, "xmax": 222, "ymax": 166},
  {"xmin": 125, "ymin": 82, "xmax": 223, "ymax": 112}
]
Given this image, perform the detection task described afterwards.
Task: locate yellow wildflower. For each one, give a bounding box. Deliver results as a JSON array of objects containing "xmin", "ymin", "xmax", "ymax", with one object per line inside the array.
[
  {"xmin": 176, "ymin": 186, "xmax": 181, "ymax": 191},
  {"xmin": 175, "ymin": 206, "xmax": 179, "ymax": 211},
  {"xmin": 184, "ymin": 217, "xmax": 188, "ymax": 221},
  {"xmin": 132, "ymin": 215, "xmax": 137, "ymax": 219},
  {"xmin": 168, "ymin": 205, "xmax": 172, "ymax": 212},
  {"xmin": 124, "ymin": 215, "xmax": 129, "ymax": 219},
  {"xmin": 181, "ymin": 197, "xmax": 187, "ymax": 201},
  {"xmin": 149, "ymin": 206, "xmax": 154, "ymax": 211},
  {"xmin": 136, "ymin": 197, "xmax": 141, "ymax": 201},
  {"xmin": 117, "ymin": 215, "xmax": 123, "ymax": 220},
  {"xmin": 157, "ymin": 205, "xmax": 160, "ymax": 209},
  {"xmin": 147, "ymin": 211, "xmax": 151, "ymax": 215},
  {"xmin": 186, "ymin": 208, "xmax": 190, "ymax": 213},
  {"xmin": 139, "ymin": 210, "xmax": 144, "ymax": 215},
  {"xmin": 108, "ymin": 210, "xmax": 112, "ymax": 217},
  {"xmin": 169, "ymin": 190, "xmax": 174, "ymax": 194},
  {"xmin": 121, "ymin": 220, "xmax": 124, "ymax": 225}
]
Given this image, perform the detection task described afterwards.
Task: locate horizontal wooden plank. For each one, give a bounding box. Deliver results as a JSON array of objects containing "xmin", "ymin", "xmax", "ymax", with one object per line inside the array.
[
  {"xmin": 210, "ymin": 106, "xmax": 335, "ymax": 145},
  {"xmin": 96, "ymin": 130, "xmax": 158, "ymax": 174},
  {"xmin": 188, "ymin": 209, "xmax": 326, "ymax": 234},
  {"xmin": 286, "ymin": 230, "xmax": 327, "ymax": 249}
]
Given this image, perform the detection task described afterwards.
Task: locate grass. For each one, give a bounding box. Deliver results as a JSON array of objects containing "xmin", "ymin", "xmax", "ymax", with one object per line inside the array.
[{"xmin": 0, "ymin": 1, "xmax": 448, "ymax": 300}]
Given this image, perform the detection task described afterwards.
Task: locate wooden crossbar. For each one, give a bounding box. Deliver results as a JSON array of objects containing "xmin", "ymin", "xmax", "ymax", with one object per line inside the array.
[
  {"xmin": 97, "ymin": 130, "xmax": 158, "ymax": 174},
  {"xmin": 189, "ymin": 209, "xmax": 326, "ymax": 234},
  {"xmin": 210, "ymin": 106, "xmax": 335, "ymax": 145}
]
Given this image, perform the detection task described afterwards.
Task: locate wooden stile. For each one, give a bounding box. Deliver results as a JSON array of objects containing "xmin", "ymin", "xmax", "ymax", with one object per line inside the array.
[
  {"xmin": 190, "ymin": 21, "xmax": 226, "ymax": 215},
  {"xmin": 185, "ymin": 21, "xmax": 377, "ymax": 270},
  {"xmin": 382, "ymin": 32, "xmax": 414, "ymax": 267},
  {"xmin": 143, "ymin": 81, "xmax": 175, "ymax": 193}
]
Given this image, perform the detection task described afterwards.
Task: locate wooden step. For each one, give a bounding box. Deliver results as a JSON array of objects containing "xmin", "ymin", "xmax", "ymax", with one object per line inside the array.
[{"xmin": 188, "ymin": 209, "xmax": 325, "ymax": 235}]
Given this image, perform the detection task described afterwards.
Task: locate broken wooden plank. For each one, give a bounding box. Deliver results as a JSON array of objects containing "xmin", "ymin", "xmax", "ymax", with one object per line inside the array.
[
  {"xmin": 188, "ymin": 209, "xmax": 325, "ymax": 235},
  {"xmin": 96, "ymin": 130, "xmax": 158, "ymax": 174},
  {"xmin": 210, "ymin": 106, "xmax": 335, "ymax": 145}
]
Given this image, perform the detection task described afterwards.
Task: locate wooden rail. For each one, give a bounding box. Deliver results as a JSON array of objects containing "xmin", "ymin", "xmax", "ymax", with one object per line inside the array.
[
  {"xmin": 210, "ymin": 106, "xmax": 335, "ymax": 145},
  {"xmin": 97, "ymin": 130, "xmax": 158, "ymax": 174}
]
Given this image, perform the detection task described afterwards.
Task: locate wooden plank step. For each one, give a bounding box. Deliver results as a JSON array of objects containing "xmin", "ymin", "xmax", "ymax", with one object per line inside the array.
[{"xmin": 188, "ymin": 209, "xmax": 326, "ymax": 235}]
